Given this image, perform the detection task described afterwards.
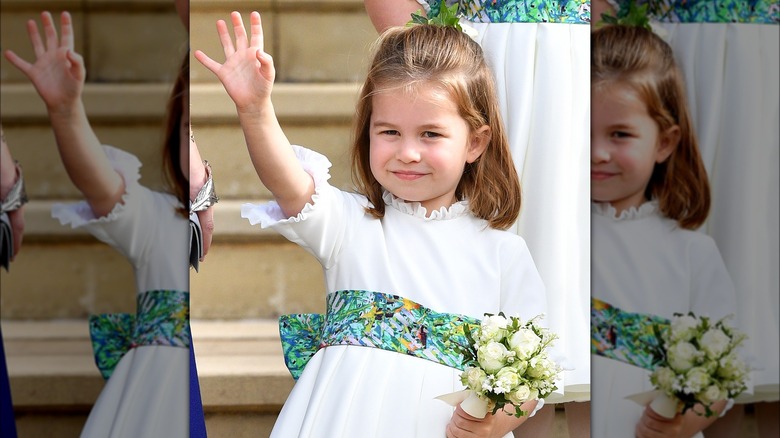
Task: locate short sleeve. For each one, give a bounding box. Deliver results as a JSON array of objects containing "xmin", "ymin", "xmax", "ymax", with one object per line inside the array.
[
  {"xmin": 240, "ymin": 145, "xmax": 359, "ymax": 269},
  {"xmin": 51, "ymin": 146, "xmax": 165, "ymax": 263}
]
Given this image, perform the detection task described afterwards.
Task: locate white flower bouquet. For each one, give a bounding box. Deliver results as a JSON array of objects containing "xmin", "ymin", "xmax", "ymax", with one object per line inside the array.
[
  {"xmin": 647, "ymin": 312, "xmax": 749, "ymax": 418},
  {"xmin": 438, "ymin": 313, "xmax": 561, "ymax": 418}
]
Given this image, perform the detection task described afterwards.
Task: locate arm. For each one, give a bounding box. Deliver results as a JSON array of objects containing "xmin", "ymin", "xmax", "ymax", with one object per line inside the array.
[
  {"xmin": 194, "ymin": 11, "xmax": 313, "ymax": 218},
  {"xmin": 363, "ymin": 0, "xmax": 425, "ymax": 33},
  {"xmin": 447, "ymin": 400, "xmax": 538, "ymax": 438},
  {"xmin": 3, "ymin": 11, "xmax": 124, "ymax": 218}
]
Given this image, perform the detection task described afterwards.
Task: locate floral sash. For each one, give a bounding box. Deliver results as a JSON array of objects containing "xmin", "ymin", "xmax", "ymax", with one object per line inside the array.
[
  {"xmin": 279, "ymin": 290, "xmax": 480, "ymax": 380},
  {"xmin": 89, "ymin": 290, "xmax": 190, "ymax": 379},
  {"xmin": 429, "ymin": 0, "xmax": 591, "ymax": 24},
  {"xmin": 591, "ymin": 297, "xmax": 670, "ymax": 370}
]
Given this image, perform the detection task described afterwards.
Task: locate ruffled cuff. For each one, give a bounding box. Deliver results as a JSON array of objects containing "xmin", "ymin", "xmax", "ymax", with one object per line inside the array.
[
  {"xmin": 51, "ymin": 146, "xmax": 142, "ymax": 228},
  {"xmin": 241, "ymin": 145, "xmax": 333, "ymax": 228}
]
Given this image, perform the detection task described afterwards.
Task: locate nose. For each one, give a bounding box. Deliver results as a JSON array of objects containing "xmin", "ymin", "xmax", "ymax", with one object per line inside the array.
[
  {"xmin": 396, "ymin": 139, "xmax": 422, "ymax": 163},
  {"xmin": 591, "ymin": 139, "xmax": 610, "ymax": 164}
]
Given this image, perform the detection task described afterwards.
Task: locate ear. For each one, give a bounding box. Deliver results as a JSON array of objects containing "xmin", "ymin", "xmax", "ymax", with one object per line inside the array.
[
  {"xmin": 466, "ymin": 125, "xmax": 491, "ymax": 164},
  {"xmin": 656, "ymin": 124, "xmax": 680, "ymax": 163}
]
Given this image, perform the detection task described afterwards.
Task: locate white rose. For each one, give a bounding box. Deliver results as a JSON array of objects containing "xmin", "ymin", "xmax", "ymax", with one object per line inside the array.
[
  {"xmin": 508, "ymin": 328, "xmax": 541, "ymax": 360},
  {"xmin": 462, "ymin": 366, "xmax": 488, "ymax": 392},
  {"xmin": 667, "ymin": 341, "xmax": 700, "ymax": 372},
  {"xmin": 697, "ymin": 384, "xmax": 726, "ymax": 405},
  {"xmin": 506, "ymin": 385, "xmax": 531, "ymax": 405},
  {"xmin": 718, "ymin": 354, "xmax": 748, "ymax": 380},
  {"xmin": 670, "ymin": 315, "xmax": 699, "ymax": 342},
  {"xmin": 494, "ymin": 368, "xmax": 520, "ymax": 394},
  {"xmin": 479, "ymin": 315, "xmax": 509, "ymax": 343},
  {"xmin": 526, "ymin": 356, "xmax": 554, "ymax": 380},
  {"xmin": 478, "ymin": 341, "xmax": 509, "ymax": 374},
  {"xmin": 510, "ymin": 359, "xmax": 528, "ymax": 375},
  {"xmin": 700, "ymin": 328, "xmax": 731, "ymax": 359},
  {"xmin": 684, "ymin": 367, "xmax": 711, "ymax": 394},
  {"xmin": 651, "ymin": 366, "xmax": 677, "ymax": 392}
]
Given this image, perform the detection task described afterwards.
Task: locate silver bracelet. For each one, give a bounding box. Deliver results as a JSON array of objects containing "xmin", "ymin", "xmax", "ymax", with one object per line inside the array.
[
  {"xmin": 1, "ymin": 161, "xmax": 29, "ymax": 213},
  {"xmin": 190, "ymin": 160, "xmax": 218, "ymax": 213}
]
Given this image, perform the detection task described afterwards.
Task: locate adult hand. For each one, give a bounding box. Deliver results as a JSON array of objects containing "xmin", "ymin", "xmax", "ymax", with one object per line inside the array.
[
  {"xmin": 194, "ymin": 11, "xmax": 275, "ymax": 114},
  {"xmin": 4, "ymin": 11, "xmax": 85, "ymax": 113}
]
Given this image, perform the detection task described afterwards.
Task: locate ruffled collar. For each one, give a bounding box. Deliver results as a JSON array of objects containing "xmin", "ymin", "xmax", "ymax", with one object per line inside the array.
[
  {"xmin": 382, "ymin": 191, "xmax": 469, "ymax": 220},
  {"xmin": 592, "ymin": 200, "xmax": 659, "ymax": 221}
]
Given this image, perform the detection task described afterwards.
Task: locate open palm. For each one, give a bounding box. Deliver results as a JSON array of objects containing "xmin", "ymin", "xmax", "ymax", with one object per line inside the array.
[
  {"xmin": 4, "ymin": 11, "xmax": 85, "ymax": 112},
  {"xmin": 194, "ymin": 11, "xmax": 275, "ymax": 113}
]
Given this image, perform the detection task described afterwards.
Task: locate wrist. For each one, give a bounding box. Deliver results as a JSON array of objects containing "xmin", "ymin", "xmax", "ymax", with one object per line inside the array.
[
  {"xmin": 190, "ymin": 160, "xmax": 218, "ymax": 212},
  {"xmin": 1, "ymin": 162, "xmax": 28, "ymax": 213}
]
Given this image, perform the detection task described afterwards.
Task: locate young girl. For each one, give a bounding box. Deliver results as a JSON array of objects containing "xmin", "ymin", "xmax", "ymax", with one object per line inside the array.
[
  {"xmin": 4, "ymin": 10, "xmax": 212, "ymax": 437},
  {"xmin": 364, "ymin": 3, "xmax": 591, "ymax": 435},
  {"xmin": 195, "ymin": 11, "xmax": 548, "ymax": 437},
  {"xmin": 590, "ymin": 24, "xmax": 738, "ymax": 438}
]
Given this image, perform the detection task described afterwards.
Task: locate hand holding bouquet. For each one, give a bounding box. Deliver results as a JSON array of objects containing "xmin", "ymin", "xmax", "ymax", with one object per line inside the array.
[
  {"xmin": 647, "ymin": 313, "xmax": 749, "ymax": 418},
  {"xmin": 438, "ymin": 313, "xmax": 561, "ymax": 418}
]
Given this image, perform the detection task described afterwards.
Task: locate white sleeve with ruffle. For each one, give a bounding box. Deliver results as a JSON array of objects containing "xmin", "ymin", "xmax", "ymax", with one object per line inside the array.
[
  {"xmin": 241, "ymin": 145, "xmax": 359, "ymax": 269},
  {"xmin": 51, "ymin": 145, "xmax": 162, "ymax": 264}
]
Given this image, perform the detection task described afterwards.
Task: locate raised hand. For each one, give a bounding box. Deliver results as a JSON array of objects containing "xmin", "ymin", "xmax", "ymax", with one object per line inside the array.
[
  {"xmin": 4, "ymin": 11, "xmax": 85, "ymax": 113},
  {"xmin": 194, "ymin": 11, "xmax": 275, "ymax": 114}
]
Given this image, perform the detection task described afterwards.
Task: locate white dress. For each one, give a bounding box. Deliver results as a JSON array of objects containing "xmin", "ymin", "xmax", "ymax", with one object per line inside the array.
[
  {"xmin": 607, "ymin": 0, "xmax": 780, "ymax": 405},
  {"xmin": 591, "ymin": 201, "xmax": 738, "ymax": 438},
  {"xmin": 448, "ymin": 1, "xmax": 592, "ymax": 402},
  {"xmin": 242, "ymin": 146, "xmax": 548, "ymax": 438},
  {"xmin": 52, "ymin": 146, "xmax": 189, "ymax": 438}
]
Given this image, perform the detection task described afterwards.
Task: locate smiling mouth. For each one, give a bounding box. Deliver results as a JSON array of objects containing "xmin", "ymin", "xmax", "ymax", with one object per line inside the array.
[
  {"xmin": 591, "ymin": 171, "xmax": 616, "ymax": 181},
  {"xmin": 392, "ymin": 171, "xmax": 427, "ymax": 181}
]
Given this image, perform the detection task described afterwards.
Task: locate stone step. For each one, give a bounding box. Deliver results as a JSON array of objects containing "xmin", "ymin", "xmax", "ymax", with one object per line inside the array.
[
  {"xmin": 1, "ymin": 319, "xmax": 292, "ymax": 437},
  {"xmin": 1, "ymin": 82, "xmax": 360, "ymax": 200},
  {"xmin": 1, "ymin": 320, "xmax": 587, "ymax": 437}
]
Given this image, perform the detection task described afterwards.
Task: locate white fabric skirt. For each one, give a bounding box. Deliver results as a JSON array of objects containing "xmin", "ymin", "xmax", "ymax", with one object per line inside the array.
[
  {"xmin": 81, "ymin": 346, "xmax": 188, "ymax": 437},
  {"xmin": 270, "ymin": 345, "xmax": 513, "ymax": 438},
  {"xmin": 470, "ymin": 22, "xmax": 592, "ymax": 403},
  {"xmin": 659, "ymin": 23, "xmax": 779, "ymax": 403}
]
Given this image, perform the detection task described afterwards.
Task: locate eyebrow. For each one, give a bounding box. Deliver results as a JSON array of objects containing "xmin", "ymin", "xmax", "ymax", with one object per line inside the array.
[{"xmin": 372, "ymin": 120, "xmax": 448, "ymax": 130}]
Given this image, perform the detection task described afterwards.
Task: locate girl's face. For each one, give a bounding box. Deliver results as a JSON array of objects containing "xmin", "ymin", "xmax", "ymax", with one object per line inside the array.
[
  {"xmin": 591, "ymin": 84, "xmax": 678, "ymax": 213},
  {"xmin": 368, "ymin": 87, "xmax": 488, "ymax": 213}
]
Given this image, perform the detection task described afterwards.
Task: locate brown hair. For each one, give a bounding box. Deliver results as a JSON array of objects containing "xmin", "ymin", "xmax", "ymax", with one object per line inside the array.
[
  {"xmin": 351, "ymin": 24, "xmax": 521, "ymax": 230},
  {"xmin": 592, "ymin": 25, "xmax": 710, "ymax": 229},
  {"xmin": 162, "ymin": 53, "xmax": 188, "ymax": 217}
]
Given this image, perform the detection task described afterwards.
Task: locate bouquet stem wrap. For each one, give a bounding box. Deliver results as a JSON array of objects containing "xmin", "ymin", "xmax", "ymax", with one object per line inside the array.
[{"xmin": 650, "ymin": 392, "xmax": 681, "ymax": 418}]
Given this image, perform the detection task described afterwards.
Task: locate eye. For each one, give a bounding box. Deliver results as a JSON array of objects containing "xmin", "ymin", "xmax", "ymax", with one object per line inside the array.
[
  {"xmin": 380, "ymin": 129, "xmax": 399, "ymax": 136},
  {"xmin": 611, "ymin": 130, "xmax": 632, "ymax": 139},
  {"xmin": 421, "ymin": 131, "xmax": 441, "ymax": 139}
]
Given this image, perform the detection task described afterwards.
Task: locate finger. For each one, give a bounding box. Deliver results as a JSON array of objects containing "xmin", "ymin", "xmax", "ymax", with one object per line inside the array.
[
  {"xmin": 231, "ymin": 11, "xmax": 248, "ymax": 51},
  {"xmin": 66, "ymin": 49, "xmax": 85, "ymax": 81},
  {"xmin": 193, "ymin": 50, "xmax": 223, "ymax": 75},
  {"xmin": 60, "ymin": 11, "xmax": 74, "ymax": 50},
  {"xmin": 248, "ymin": 11, "xmax": 264, "ymax": 50},
  {"xmin": 3, "ymin": 50, "xmax": 33, "ymax": 75},
  {"xmin": 256, "ymin": 50, "xmax": 275, "ymax": 81},
  {"xmin": 26, "ymin": 19, "xmax": 45, "ymax": 58},
  {"xmin": 216, "ymin": 19, "xmax": 235, "ymax": 58},
  {"xmin": 41, "ymin": 11, "xmax": 59, "ymax": 51}
]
